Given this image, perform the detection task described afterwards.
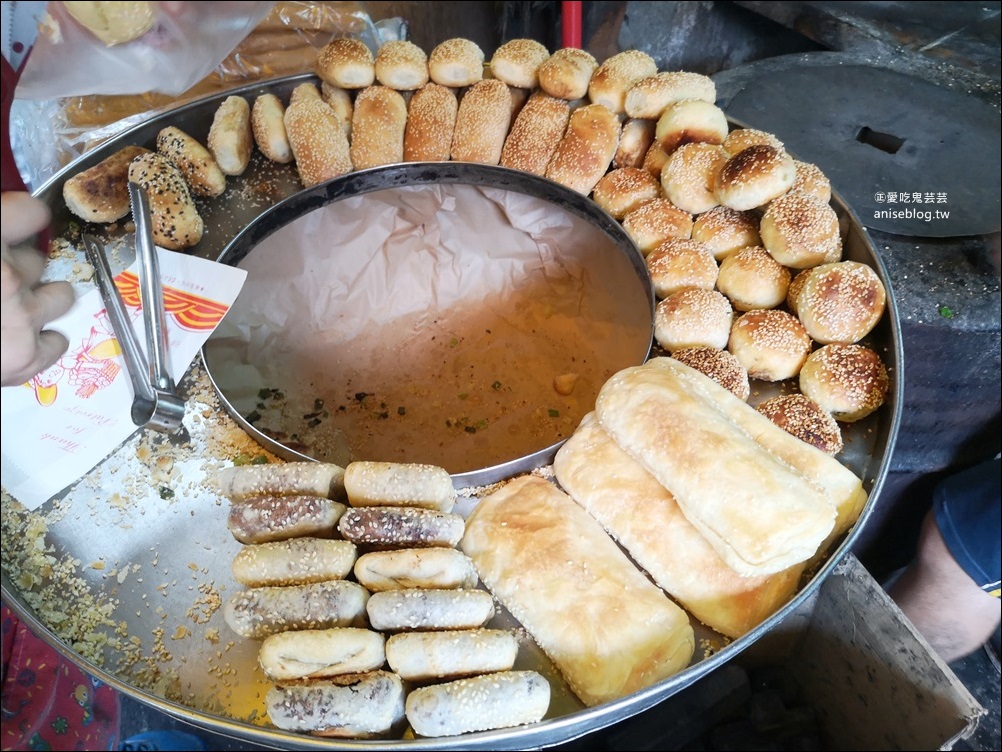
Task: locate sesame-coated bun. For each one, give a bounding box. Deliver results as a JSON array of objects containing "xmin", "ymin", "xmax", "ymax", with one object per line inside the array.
[
  {"xmin": 588, "ymin": 49, "xmax": 658, "ymax": 115},
  {"xmin": 713, "ymin": 144, "xmax": 796, "ymax": 211},
  {"xmin": 760, "ymin": 191, "xmax": 841, "ymax": 269},
  {"xmin": 321, "ymin": 82, "xmax": 354, "ymax": 139},
  {"xmin": 374, "ymin": 40, "xmax": 429, "ymax": 91},
  {"xmin": 646, "ymin": 238, "xmax": 719, "ymax": 299},
  {"xmin": 349, "ymin": 86, "xmax": 407, "ymax": 170},
  {"xmin": 755, "ymin": 393, "xmax": 844, "ymax": 455},
  {"xmin": 791, "ymin": 160, "xmax": 832, "ymax": 203},
  {"xmin": 592, "ymin": 167, "xmax": 662, "ymax": 220},
  {"xmin": 404, "ymin": 83, "xmax": 458, "ymax": 162},
  {"xmin": 545, "ymin": 103, "xmax": 621, "ymax": 195},
  {"xmin": 624, "ymin": 71, "xmax": 717, "ymax": 120},
  {"xmin": 613, "ymin": 118, "xmax": 657, "ymax": 169},
  {"xmin": 691, "ymin": 206, "xmax": 762, "ymax": 261},
  {"xmin": 621, "ymin": 198, "xmax": 694, "ymax": 256},
  {"xmin": 728, "ymin": 309, "xmax": 812, "ymax": 382},
  {"xmin": 716, "ymin": 245, "xmax": 792, "ymax": 311},
  {"xmin": 450, "ymin": 79, "xmax": 513, "ymax": 165},
  {"xmin": 317, "ymin": 37, "xmax": 375, "ymax": 89},
  {"xmin": 127, "ymin": 152, "xmax": 203, "ymax": 250},
  {"xmin": 795, "ymin": 261, "xmax": 887, "ymax": 344},
  {"xmin": 654, "ymin": 98, "xmax": 729, "ymax": 154},
  {"xmin": 671, "ymin": 346, "xmax": 750, "ymax": 400},
  {"xmin": 490, "ymin": 38, "xmax": 550, "ymax": 88},
  {"xmin": 537, "ymin": 47, "xmax": 598, "ymax": 100},
  {"xmin": 654, "ymin": 288, "xmax": 733, "ymax": 352},
  {"xmin": 722, "ymin": 128, "xmax": 784, "ymax": 157},
  {"xmin": 641, "ymin": 140, "xmax": 670, "ymax": 178},
  {"xmin": 500, "ymin": 91, "xmax": 570, "ymax": 175},
  {"xmin": 290, "ymin": 82, "xmax": 323, "ymax": 106},
  {"xmin": 429, "ymin": 38, "xmax": 485, "ymax": 87},
  {"xmin": 786, "ymin": 269, "xmax": 810, "ymax": 315},
  {"xmin": 661, "ymin": 142, "xmax": 729, "ymax": 215},
  {"xmin": 799, "ymin": 343, "xmax": 889, "ymax": 422}
]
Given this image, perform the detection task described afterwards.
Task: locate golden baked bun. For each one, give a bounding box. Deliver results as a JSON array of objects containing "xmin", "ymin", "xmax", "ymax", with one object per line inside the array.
[
  {"xmin": 375, "ymin": 40, "xmax": 429, "ymax": 91},
  {"xmin": 799, "ymin": 343, "xmax": 889, "ymax": 422},
  {"xmin": 156, "ymin": 126, "xmax": 226, "ymax": 198},
  {"xmin": 588, "ymin": 49, "xmax": 658, "ymax": 115},
  {"xmin": 691, "ymin": 206, "xmax": 761, "ymax": 261},
  {"xmin": 500, "ymin": 91, "xmax": 570, "ymax": 176},
  {"xmin": 722, "ymin": 128, "xmax": 784, "ymax": 157},
  {"xmin": 654, "ymin": 288, "xmax": 733, "ymax": 352},
  {"xmin": 655, "ymin": 99, "xmax": 729, "ymax": 154},
  {"xmin": 289, "ymin": 82, "xmax": 322, "ymax": 107},
  {"xmin": 350, "ymin": 86, "xmax": 408, "ymax": 170},
  {"xmin": 317, "ymin": 37, "xmax": 376, "ymax": 89},
  {"xmin": 660, "ymin": 142, "xmax": 729, "ymax": 215},
  {"xmin": 670, "ymin": 346, "xmax": 750, "ymax": 401},
  {"xmin": 284, "ymin": 97, "xmax": 353, "ymax": 188},
  {"xmin": 716, "ymin": 246, "xmax": 792, "ymax": 311},
  {"xmin": 451, "ymin": 79, "xmax": 513, "ymax": 165},
  {"xmin": 490, "ymin": 38, "xmax": 550, "ymax": 88},
  {"xmin": 613, "ymin": 118, "xmax": 657, "ymax": 169},
  {"xmin": 251, "ymin": 94, "xmax": 293, "ymax": 164},
  {"xmin": 545, "ymin": 103, "xmax": 621, "ymax": 195},
  {"xmin": 713, "ymin": 144, "xmax": 796, "ymax": 212},
  {"xmin": 760, "ymin": 192, "xmax": 842, "ymax": 269},
  {"xmin": 404, "ymin": 83, "xmax": 459, "ymax": 162},
  {"xmin": 537, "ymin": 47, "xmax": 598, "ymax": 100},
  {"xmin": 786, "ymin": 269, "xmax": 809, "ymax": 315},
  {"xmin": 728, "ymin": 309, "xmax": 812, "ymax": 382},
  {"xmin": 756, "ymin": 394, "xmax": 844, "ymax": 455},
  {"xmin": 791, "ymin": 160, "xmax": 832, "ymax": 203},
  {"xmin": 642, "ymin": 140, "xmax": 670, "ymax": 178},
  {"xmin": 591, "ymin": 167, "xmax": 662, "ymax": 220},
  {"xmin": 207, "ymin": 95, "xmax": 253, "ymax": 177},
  {"xmin": 62, "ymin": 145, "xmax": 149, "ymax": 223},
  {"xmin": 621, "ymin": 198, "xmax": 694, "ymax": 256},
  {"xmin": 127, "ymin": 153, "xmax": 203, "ymax": 251},
  {"xmin": 646, "ymin": 238, "xmax": 719, "ymax": 299},
  {"xmin": 429, "ymin": 38, "xmax": 485, "ymax": 87},
  {"xmin": 625, "ymin": 71, "xmax": 716, "ymax": 120},
  {"xmin": 320, "ymin": 82, "xmax": 354, "ymax": 140},
  {"xmin": 63, "ymin": 1, "xmax": 155, "ymax": 46},
  {"xmin": 794, "ymin": 261, "xmax": 887, "ymax": 344}
]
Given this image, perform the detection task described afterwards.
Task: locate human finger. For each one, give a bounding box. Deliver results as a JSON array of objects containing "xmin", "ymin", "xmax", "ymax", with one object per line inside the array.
[
  {"xmin": 30, "ymin": 280, "xmax": 76, "ymax": 329},
  {"xmin": 0, "ymin": 192, "xmax": 51, "ymax": 247},
  {"xmin": 2, "ymin": 330, "xmax": 71, "ymax": 386},
  {"xmin": 2, "ymin": 242, "xmax": 48, "ymax": 289}
]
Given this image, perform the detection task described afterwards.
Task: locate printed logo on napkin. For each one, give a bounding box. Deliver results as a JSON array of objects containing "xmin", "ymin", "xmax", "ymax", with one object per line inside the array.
[{"xmin": 1, "ymin": 248, "xmax": 247, "ymax": 510}]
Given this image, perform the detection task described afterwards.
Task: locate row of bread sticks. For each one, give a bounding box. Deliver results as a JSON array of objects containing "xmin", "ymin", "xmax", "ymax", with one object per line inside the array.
[{"xmin": 213, "ymin": 460, "xmax": 550, "ymax": 739}]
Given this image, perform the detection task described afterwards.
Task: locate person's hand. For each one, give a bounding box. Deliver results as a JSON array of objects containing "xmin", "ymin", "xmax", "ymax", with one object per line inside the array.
[{"xmin": 1, "ymin": 192, "xmax": 75, "ymax": 386}]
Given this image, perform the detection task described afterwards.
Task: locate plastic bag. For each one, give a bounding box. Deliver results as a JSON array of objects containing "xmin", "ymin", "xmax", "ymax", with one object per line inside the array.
[{"xmin": 15, "ymin": 1, "xmax": 277, "ymax": 100}]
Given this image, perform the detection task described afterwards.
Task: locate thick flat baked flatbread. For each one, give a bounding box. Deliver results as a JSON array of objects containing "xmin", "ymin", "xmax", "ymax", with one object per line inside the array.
[
  {"xmin": 461, "ymin": 474, "xmax": 694, "ymax": 707},
  {"xmin": 553, "ymin": 413, "xmax": 802, "ymax": 638},
  {"xmin": 594, "ymin": 357, "xmax": 845, "ymax": 576}
]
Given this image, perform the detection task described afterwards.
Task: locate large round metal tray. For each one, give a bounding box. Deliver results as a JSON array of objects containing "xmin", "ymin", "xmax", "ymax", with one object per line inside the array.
[{"xmin": 2, "ymin": 73, "xmax": 903, "ymax": 750}]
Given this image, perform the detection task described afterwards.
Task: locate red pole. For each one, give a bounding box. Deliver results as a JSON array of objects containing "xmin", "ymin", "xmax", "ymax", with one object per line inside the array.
[{"xmin": 562, "ymin": 1, "xmax": 583, "ymax": 49}]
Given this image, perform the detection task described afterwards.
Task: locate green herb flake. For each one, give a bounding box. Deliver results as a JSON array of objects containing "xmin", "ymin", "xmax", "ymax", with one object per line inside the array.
[
  {"xmin": 397, "ymin": 406, "xmax": 407, "ymax": 416},
  {"xmin": 158, "ymin": 486, "xmax": 174, "ymax": 500},
  {"xmin": 491, "ymin": 381, "xmax": 502, "ymax": 391},
  {"xmin": 449, "ymin": 337, "xmax": 459, "ymax": 347},
  {"xmin": 464, "ymin": 426, "xmax": 477, "ymax": 434},
  {"xmin": 548, "ymin": 409, "xmax": 560, "ymax": 418},
  {"xmin": 250, "ymin": 455, "xmax": 270, "ymax": 465},
  {"xmin": 939, "ymin": 305, "xmax": 954, "ymax": 319},
  {"xmin": 458, "ymin": 392, "xmax": 469, "ymax": 400},
  {"xmin": 257, "ymin": 388, "xmax": 272, "ymax": 400},
  {"xmin": 246, "ymin": 410, "xmax": 261, "ymax": 424}
]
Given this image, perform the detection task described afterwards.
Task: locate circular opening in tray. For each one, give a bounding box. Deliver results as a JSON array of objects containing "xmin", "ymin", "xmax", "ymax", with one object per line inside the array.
[{"xmin": 203, "ymin": 163, "xmax": 654, "ymax": 486}]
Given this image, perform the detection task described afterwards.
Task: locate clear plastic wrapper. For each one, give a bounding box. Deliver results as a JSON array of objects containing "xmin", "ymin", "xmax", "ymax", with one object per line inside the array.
[{"xmin": 12, "ymin": 1, "xmax": 393, "ymax": 188}]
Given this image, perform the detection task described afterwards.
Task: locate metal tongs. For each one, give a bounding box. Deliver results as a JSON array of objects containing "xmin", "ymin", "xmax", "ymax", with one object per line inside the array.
[{"xmin": 82, "ymin": 183, "xmax": 186, "ymax": 433}]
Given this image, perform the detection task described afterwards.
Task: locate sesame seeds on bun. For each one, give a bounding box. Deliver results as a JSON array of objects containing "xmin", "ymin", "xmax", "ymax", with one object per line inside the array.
[
  {"xmin": 760, "ymin": 191, "xmax": 842, "ymax": 269},
  {"xmin": 799, "ymin": 343, "xmax": 889, "ymax": 422},
  {"xmin": 713, "ymin": 144, "xmax": 796, "ymax": 212},
  {"xmin": 756, "ymin": 393, "xmax": 844, "ymax": 455}
]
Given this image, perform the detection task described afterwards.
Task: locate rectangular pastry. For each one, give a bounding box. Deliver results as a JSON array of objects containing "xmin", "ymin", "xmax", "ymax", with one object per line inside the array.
[
  {"xmin": 553, "ymin": 413, "xmax": 802, "ymax": 638},
  {"xmin": 461, "ymin": 474, "xmax": 694, "ymax": 707},
  {"xmin": 594, "ymin": 357, "xmax": 842, "ymax": 576}
]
